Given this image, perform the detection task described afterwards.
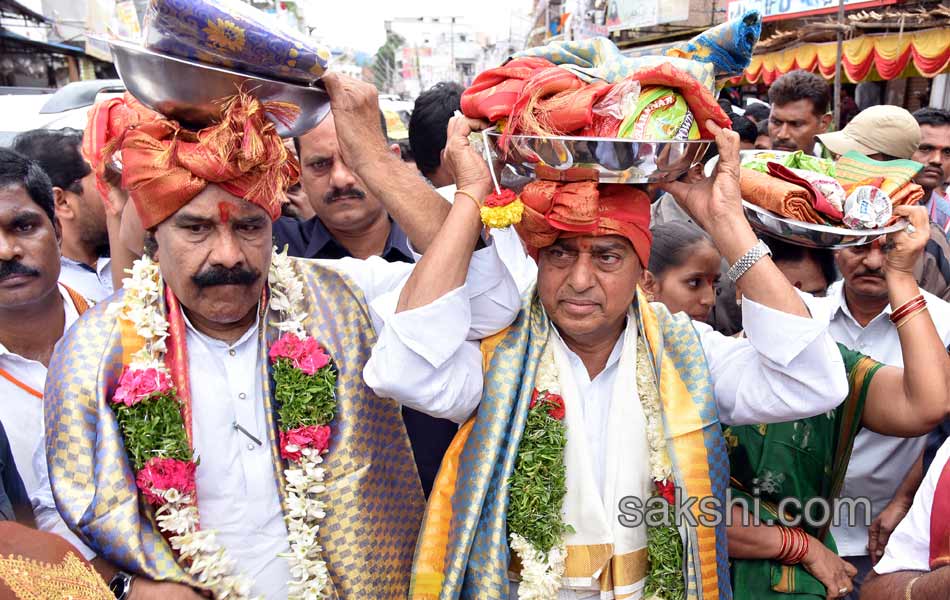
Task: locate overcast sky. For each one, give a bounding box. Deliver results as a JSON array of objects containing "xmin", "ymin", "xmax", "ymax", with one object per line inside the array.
[{"xmin": 303, "ymin": 0, "xmax": 535, "ymax": 54}]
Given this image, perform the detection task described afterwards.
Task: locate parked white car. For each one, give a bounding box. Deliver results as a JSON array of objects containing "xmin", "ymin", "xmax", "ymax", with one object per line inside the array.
[{"xmin": 0, "ymin": 80, "xmax": 125, "ymax": 146}]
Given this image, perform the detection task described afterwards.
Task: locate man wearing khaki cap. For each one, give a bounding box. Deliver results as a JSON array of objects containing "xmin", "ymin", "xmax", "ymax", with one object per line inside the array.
[{"xmin": 817, "ymin": 104, "xmax": 920, "ymax": 160}]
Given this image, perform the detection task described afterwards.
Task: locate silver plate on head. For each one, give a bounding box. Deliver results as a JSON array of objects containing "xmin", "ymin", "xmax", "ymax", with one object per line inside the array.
[
  {"xmin": 481, "ymin": 127, "xmax": 711, "ymax": 185},
  {"xmin": 743, "ymin": 200, "xmax": 907, "ymax": 248},
  {"xmin": 105, "ymin": 38, "xmax": 330, "ymax": 138}
]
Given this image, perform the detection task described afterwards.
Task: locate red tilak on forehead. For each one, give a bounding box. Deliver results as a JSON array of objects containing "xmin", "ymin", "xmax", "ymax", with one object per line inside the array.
[{"xmin": 218, "ymin": 201, "xmax": 236, "ymax": 223}]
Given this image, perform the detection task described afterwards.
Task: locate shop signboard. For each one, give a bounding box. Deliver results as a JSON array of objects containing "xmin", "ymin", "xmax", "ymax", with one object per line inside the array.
[
  {"xmin": 726, "ymin": 0, "xmax": 896, "ymax": 22},
  {"xmin": 605, "ymin": 0, "xmax": 689, "ymax": 31}
]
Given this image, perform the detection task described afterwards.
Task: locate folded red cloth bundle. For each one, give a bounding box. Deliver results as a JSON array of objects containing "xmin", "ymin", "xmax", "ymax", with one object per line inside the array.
[
  {"xmin": 766, "ymin": 162, "xmax": 844, "ymax": 220},
  {"xmin": 462, "ymin": 58, "xmax": 730, "ymax": 140},
  {"xmin": 740, "ymin": 168, "xmax": 825, "ymax": 225},
  {"xmin": 461, "ymin": 57, "xmax": 556, "ymax": 123}
]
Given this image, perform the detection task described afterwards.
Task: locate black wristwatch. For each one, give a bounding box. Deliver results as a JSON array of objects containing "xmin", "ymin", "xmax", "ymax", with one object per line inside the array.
[{"xmin": 109, "ymin": 571, "xmax": 134, "ymax": 600}]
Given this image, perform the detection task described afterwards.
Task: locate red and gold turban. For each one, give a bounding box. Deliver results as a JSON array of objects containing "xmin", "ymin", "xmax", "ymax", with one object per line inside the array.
[
  {"xmin": 116, "ymin": 93, "xmax": 300, "ymax": 229},
  {"xmin": 516, "ymin": 181, "xmax": 653, "ymax": 266},
  {"xmin": 82, "ymin": 93, "xmax": 163, "ymax": 203}
]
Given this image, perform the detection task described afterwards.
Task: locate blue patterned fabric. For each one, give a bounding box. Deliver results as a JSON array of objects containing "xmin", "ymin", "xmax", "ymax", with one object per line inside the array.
[
  {"xmin": 666, "ymin": 10, "xmax": 762, "ymax": 79},
  {"xmin": 427, "ymin": 292, "xmax": 730, "ymax": 599},
  {"xmin": 144, "ymin": 0, "xmax": 330, "ymax": 83},
  {"xmin": 512, "ymin": 11, "xmax": 761, "ymax": 91}
]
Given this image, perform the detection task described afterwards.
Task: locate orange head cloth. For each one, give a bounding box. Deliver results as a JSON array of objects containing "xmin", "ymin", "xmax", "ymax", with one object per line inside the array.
[
  {"xmin": 81, "ymin": 93, "xmax": 163, "ymax": 204},
  {"xmin": 516, "ymin": 180, "xmax": 652, "ymax": 267},
  {"xmin": 119, "ymin": 92, "xmax": 301, "ymax": 229}
]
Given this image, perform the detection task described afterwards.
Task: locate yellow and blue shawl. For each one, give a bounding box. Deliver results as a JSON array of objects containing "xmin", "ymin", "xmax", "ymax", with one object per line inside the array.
[{"xmin": 410, "ymin": 289, "xmax": 731, "ymax": 600}]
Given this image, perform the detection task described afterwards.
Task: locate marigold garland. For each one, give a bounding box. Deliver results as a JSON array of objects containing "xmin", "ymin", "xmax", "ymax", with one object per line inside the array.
[{"xmin": 480, "ymin": 187, "xmax": 524, "ymax": 228}]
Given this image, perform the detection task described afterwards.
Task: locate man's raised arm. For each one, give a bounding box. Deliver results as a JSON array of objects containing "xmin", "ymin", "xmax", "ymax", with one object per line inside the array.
[
  {"xmin": 364, "ymin": 116, "xmax": 509, "ymax": 422},
  {"xmin": 321, "ymin": 72, "xmax": 450, "ymax": 253}
]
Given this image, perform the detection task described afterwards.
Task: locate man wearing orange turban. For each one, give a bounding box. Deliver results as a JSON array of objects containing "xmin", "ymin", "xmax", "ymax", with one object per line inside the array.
[
  {"xmin": 45, "ymin": 74, "xmax": 523, "ymax": 599},
  {"xmin": 366, "ymin": 119, "xmax": 850, "ymax": 600}
]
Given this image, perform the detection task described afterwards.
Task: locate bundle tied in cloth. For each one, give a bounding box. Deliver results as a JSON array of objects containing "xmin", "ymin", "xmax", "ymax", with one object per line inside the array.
[
  {"xmin": 740, "ymin": 167, "xmax": 825, "ymax": 225},
  {"xmin": 120, "ymin": 91, "xmax": 301, "ymax": 229},
  {"xmin": 82, "ymin": 93, "xmax": 164, "ymax": 204},
  {"xmin": 517, "ymin": 180, "xmax": 653, "ymax": 266}
]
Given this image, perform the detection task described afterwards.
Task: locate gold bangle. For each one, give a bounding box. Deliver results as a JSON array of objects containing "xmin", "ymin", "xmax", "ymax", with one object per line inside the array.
[
  {"xmin": 896, "ymin": 306, "xmax": 928, "ymax": 330},
  {"xmin": 905, "ymin": 575, "xmax": 921, "ymax": 600},
  {"xmin": 454, "ymin": 189, "xmax": 482, "ymax": 210}
]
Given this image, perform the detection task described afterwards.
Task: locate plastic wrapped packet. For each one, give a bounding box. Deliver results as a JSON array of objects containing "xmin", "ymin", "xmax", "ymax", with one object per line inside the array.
[
  {"xmin": 843, "ymin": 186, "xmax": 893, "ymax": 229},
  {"xmin": 616, "ymin": 87, "xmax": 699, "ymax": 141},
  {"xmin": 144, "ymin": 0, "xmax": 330, "ymax": 84},
  {"xmin": 592, "ymin": 79, "xmax": 641, "ymax": 122}
]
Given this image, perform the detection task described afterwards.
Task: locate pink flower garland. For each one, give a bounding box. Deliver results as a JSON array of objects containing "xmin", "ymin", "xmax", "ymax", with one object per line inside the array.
[
  {"xmin": 113, "ymin": 367, "xmax": 174, "ymax": 407},
  {"xmin": 136, "ymin": 457, "xmax": 197, "ymax": 506},
  {"xmin": 268, "ymin": 332, "xmax": 331, "ymax": 375},
  {"xmin": 269, "ymin": 332, "xmax": 336, "ymax": 463}
]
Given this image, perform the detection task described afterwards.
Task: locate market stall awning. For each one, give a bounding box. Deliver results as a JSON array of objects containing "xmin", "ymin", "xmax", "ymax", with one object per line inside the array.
[
  {"xmin": 0, "ymin": 28, "xmax": 87, "ymax": 57},
  {"xmin": 735, "ymin": 27, "xmax": 950, "ymax": 84}
]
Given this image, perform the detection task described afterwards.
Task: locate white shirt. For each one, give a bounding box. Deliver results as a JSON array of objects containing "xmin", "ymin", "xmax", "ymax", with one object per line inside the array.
[
  {"xmin": 59, "ymin": 256, "xmax": 113, "ymax": 302},
  {"xmin": 819, "ymin": 281, "xmax": 950, "ymax": 557},
  {"xmin": 366, "ymin": 290, "xmax": 847, "ymax": 600},
  {"xmin": 436, "ymin": 184, "xmax": 538, "ymax": 298},
  {"xmin": 180, "ymin": 246, "xmax": 520, "ymax": 599},
  {"xmin": 874, "ymin": 437, "xmax": 950, "ymax": 575},
  {"xmin": 0, "ymin": 285, "xmax": 94, "ymax": 557},
  {"xmin": 366, "ymin": 292, "xmax": 847, "ymax": 429}
]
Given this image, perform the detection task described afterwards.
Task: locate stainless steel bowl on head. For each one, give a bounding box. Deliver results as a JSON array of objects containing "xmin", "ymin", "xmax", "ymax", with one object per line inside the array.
[
  {"xmin": 743, "ymin": 201, "xmax": 907, "ymax": 249},
  {"xmin": 105, "ymin": 38, "xmax": 330, "ymax": 138},
  {"xmin": 481, "ymin": 128, "xmax": 710, "ymax": 186}
]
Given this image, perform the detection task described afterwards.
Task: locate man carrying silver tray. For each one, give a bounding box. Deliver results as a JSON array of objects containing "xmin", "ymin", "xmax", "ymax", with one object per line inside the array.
[
  {"xmin": 366, "ymin": 102, "xmax": 851, "ymax": 600},
  {"xmin": 44, "ymin": 66, "xmax": 522, "ymax": 600}
]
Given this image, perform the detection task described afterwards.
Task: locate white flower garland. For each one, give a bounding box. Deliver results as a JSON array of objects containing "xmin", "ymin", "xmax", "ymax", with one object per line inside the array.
[
  {"xmin": 268, "ymin": 250, "xmax": 331, "ymax": 598},
  {"xmin": 510, "ymin": 532, "xmax": 566, "ymax": 600},
  {"xmin": 109, "ymin": 250, "xmax": 331, "ymax": 599},
  {"xmin": 635, "ymin": 343, "xmax": 673, "ymax": 484},
  {"xmin": 108, "ymin": 258, "xmax": 255, "ymax": 599}
]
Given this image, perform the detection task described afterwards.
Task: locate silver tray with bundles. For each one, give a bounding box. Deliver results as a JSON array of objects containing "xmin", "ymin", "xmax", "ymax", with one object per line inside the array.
[
  {"xmin": 105, "ymin": 38, "xmax": 330, "ymax": 138},
  {"xmin": 742, "ymin": 201, "xmax": 907, "ymax": 249},
  {"xmin": 481, "ymin": 127, "xmax": 710, "ymax": 185}
]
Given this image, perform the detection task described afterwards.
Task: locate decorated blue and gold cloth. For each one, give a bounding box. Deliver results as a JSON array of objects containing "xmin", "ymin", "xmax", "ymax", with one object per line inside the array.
[
  {"xmin": 409, "ymin": 290, "xmax": 731, "ymax": 600},
  {"xmin": 513, "ymin": 10, "xmax": 761, "ymax": 91},
  {"xmin": 144, "ymin": 0, "xmax": 331, "ymax": 83},
  {"xmin": 44, "ymin": 260, "xmax": 424, "ymax": 598}
]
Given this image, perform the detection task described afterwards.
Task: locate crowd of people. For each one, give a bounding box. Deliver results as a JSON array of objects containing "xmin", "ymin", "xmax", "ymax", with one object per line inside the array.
[{"xmin": 0, "ymin": 65, "xmax": 946, "ymax": 600}]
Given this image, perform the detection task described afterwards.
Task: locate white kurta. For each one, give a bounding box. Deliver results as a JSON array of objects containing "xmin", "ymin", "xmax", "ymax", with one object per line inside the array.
[
  {"xmin": 364, "ymin": 293, "xmax": 849, "ymax": 599},
  {"xmin": 59, "ymin": 256, "xmax": 113, "ymax": 302},
  {"xmin": 0, "ymin": 285, "xmax": 95, "ymax": 558},
  {"xmin": 874, "ymin": 437, "xmax": 950, "ymax": 575},
  {"xmin": 817, "ymin": 282, "xmax": 950, "ymax": 557},
  {"xmin": 176, "ymin": 246, "xmax": 520, "ymax": 599},
  {"xmin": 366, "ymin": 293, "xmax": 848, "ymax": 428}
]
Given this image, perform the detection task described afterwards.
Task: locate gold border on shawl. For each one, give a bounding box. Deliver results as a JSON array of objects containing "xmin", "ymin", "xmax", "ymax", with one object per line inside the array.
[
  {"xmin": 602, "ymin": 548, "xmax": 648, "ymax": 589},
  {"xmin": 563, "ymin": 543, "xmax": 615, "ymax": 579},
  {"xmin": 773, "ymin": 564, "xmax": 795, "ymax": 593},
  {"xmin": 410, "ymin": 418, "xmax": 477, "ymax": 599}
]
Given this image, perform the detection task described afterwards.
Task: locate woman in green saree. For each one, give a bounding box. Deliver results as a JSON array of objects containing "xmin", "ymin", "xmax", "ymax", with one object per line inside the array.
[{"xmin": 646, "ymin": 206, "xmax": 950, "ymax": 599}]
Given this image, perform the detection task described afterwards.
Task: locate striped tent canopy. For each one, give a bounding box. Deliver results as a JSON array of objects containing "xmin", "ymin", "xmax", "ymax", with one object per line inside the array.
[{"xmin": 732, "ymin": 27, "xmax": 950, "ymax": 84}]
